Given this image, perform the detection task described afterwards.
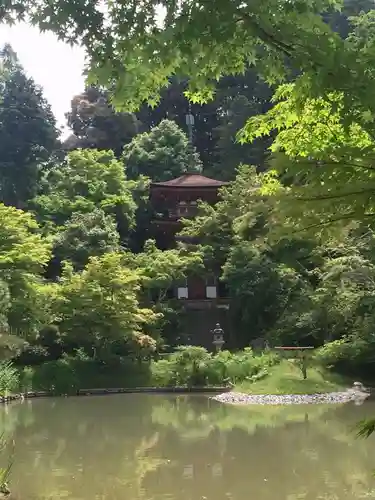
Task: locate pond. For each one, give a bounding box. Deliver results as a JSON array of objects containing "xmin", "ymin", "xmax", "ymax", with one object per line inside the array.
[{"xmin": 1, "ymin": 394, "xmax": 375, "ymax": 499}]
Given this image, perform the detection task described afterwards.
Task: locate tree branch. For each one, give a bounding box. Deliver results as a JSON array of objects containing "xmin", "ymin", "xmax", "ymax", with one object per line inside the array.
[
  {"xmin": 289, "ymin": 212, "xmax": 374, "ymax": 235},
  {"xmin": 296, "ymin": 187, "xmax": 375, "ymax": 202}
]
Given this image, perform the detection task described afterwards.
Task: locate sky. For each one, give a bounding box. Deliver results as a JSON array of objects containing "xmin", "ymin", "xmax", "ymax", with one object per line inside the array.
[{"xmin": 0, "ymin": 23, "xmax": 86, "ymax": 137}]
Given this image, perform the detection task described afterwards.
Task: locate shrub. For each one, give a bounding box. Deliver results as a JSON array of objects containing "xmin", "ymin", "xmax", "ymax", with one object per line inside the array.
[
  {"xmin": 151, "ymin": 346, "xmax": 280, "ymax": 387},
  {"xmin": 152, "ymin": 346, "xmax": 212, "ymax": 387},
  {"xmin": 19, "ymin": 366, "xmax": 34, "ymax": 393},
  {"xmin": 315, "ymin": 336, "xmax": 375, "ymax": 378},
  {"xmin": 28, "ymin": 355, "xmax": 152, "ymax": 393},
  {"xmin": 207, "ymin": 348, "xmax": 279, "ymax": 385},
  {"xmin": 0, "ymin": 361, "xmax": 20, "ymax": 396},
  {"xmin": 13, "ymin": 344, "xmax": 49, "ymax": 366},
  {"xmin": 31, "ymin": 358, "xmax": 78, "ymax": 394}
]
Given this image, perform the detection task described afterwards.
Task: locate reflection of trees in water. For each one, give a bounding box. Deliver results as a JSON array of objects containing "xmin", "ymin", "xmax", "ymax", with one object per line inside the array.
[
  {"xmin": 0, "ymin": 400, "xmax": 35, "ymax": 440},
  {"xmin": 149, "ymin": 397, "xmax": 375, "ymax": 500},
  {"xmin": 0, "ymin": 395, "xmax": 374, "ymax": 500},
  {"xmin": 2, "ymin": 395, "xmax": 167, "ymax": 500}
]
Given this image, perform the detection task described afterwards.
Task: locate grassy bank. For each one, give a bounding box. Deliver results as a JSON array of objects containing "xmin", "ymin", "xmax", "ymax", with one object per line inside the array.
[{"xmin": 235, "ymin": 360, "xmax": 349, "ymax": 395}]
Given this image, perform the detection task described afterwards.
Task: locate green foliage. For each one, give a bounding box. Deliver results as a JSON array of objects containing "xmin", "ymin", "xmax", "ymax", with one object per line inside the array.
[
  {"xmin": 223, "ymin": 242, "xmax": 308, "ymax": 345},
  {"xmin": 0, "ymin": 44, "xmax": 57, "ymax": 207},
  {"xmin": 154, "ymin": 346, "xmax": 212, "ymax": 387},
  {"xmin": 14, "ymin": 0, "xmax": 351, "ymax": 112},
  {"xmin": 123, "ymin": 119, "xmax": 202, "ymax": 181},
  {"xmin": 207, "ymin": 348, "xmax": 279, "ymax": 385},
  {"xmin": 136, "ymin": 73, "xmax": 272, "ymax": 175},
  {"xmin": 123, "ymin": 239, "xmax": 204, "ymax": 304},
  {"xmin": 0, "ymin": 204, "xmax": 51, "ymax": 276},
  {"xmin": 55, "ymin": 253, "xmax": 159, "ymax": 360},
  {"xmin": 315, "ymin": 335, "xmax": 375, "ymax": 375},
  {"xmin": 0, "ymin": 281, "xmax": 10, "ymax": 333},
  {"xmin": 210, "ymin": 90, "xmax": 272, "ymax": 180},
  {"xmin": 357, "ymin": 418, "xmax": 375, "ymax": 438},
  {"xmin": 180, "ymin": 164, "xmax": 265, "ymax": 269},
  {"xmin": 0, "ymin": 431, "xmax": 13, "ymax": 496},
  {"xmin": 53, "ymin": 209, "xmax": 120, "ymax": 270},
  {"xmin": 0, "ymin": 361, "xmax": 19, "ymax": 396},
  {"xmin": 33, "ymin": 149, "xmax": 136, "ymax": 235},
  {"xmin": 29, "ymin": 357, "xmax": 78, "ymax": 394},
  {"xmin": 0, "ymin": 204, "xmax": 52, "ymax": 335},
  {"xmin": 240, "ymin": 85, "xmax": 375, "ymax": 236},
  {"xmin": 28, "ymin": 357, "xmax": 152, "ymax": 394},
  {"xmin": 151, "ymin": 346, "xmax": 279, "ymax": 387}
]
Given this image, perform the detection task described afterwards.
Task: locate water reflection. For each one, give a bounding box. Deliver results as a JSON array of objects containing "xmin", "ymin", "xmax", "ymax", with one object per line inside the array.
[{"xmin": 0, "ymin": 394, "xmax": 374, "ymax": 500}]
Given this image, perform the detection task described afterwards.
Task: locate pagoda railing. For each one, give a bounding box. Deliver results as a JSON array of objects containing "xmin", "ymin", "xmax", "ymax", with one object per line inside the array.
[{"xmin": 154, "ymin": 207, "xmax": 199, "ymax": 220}]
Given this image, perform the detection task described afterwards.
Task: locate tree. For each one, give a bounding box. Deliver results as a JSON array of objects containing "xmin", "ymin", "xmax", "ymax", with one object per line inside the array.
[
  {"xmin": 137, "ymin": 77, "xmax": 220, "ymax": 169},
  {"xmin": 65, "ymin": 86, "xmax": 142, "ymax": 157},
  {"xmin": 180, "ymin": 164, "xmax": 266, "ymax": 270},
  {"xmin": 56, "ymin": 254, "xmax": 159, "ymax": 361},
  {"xmin": 0, "ymin": 280, "xmax": 10, "ymax": 333},
  {"xmin": 33, "ymin": 149, "xmax": 137, "ymax": 242},
  {"xmin": 241, "ymin": 83, "xmax": 375, "ymax": 237},
  {"xmin": 53, "ymin": 209, "xmax": 120, "ymax": 271},
  {"xmin": 181, "ymin": 164, "xmax": 320, "ymax": 346},
  {"xmin": 122, "ymin": 239, "xmax": 204, "ymax": 350},
  {"xmin": 311, "ymin": 231, "xmax": 375, "ymax": 382},
  {"xmin": 209, "ymin": 94, "xmax": 270, "ymax": 181},
  {"xmin": 13, "ymin": 0, "xmax": 367, "ymax": 113},
  {"xmin": 137, "ymin": 72, "xmax": 272, "ymax": 175},
  {"xmin": 207, "ymin": 73, "xmax": 273, "ymax": 179},
  {"xmin": 0, "ymin": 44, "xmax": 58, "ymax": 207},
  {"xmin": 0, "ymin": 203, "xmax": 52, "ymax": 335},
  {"xmin": 122, "ymin": 119, "xmax": 202, "ymax": 182},
  {"xmin": 223, "ymin": 241, "xmax": 308, "ymax": 347},
  {"xmin": 123, "ymin": 239, "xmax": 204, "ymax": 304},
  {"xmin": 0, "ymin": 203, "xmax": 51, "ymax": 279}
]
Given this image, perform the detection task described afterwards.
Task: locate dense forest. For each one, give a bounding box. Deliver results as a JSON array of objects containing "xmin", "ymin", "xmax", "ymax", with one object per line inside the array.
[{"xmin": 1, "ymin": 0, "xmax": 375, "ymax": 389}]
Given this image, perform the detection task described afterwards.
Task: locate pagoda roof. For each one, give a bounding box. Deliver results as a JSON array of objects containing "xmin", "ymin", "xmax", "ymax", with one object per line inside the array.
[{"xmin": 151, "ymin": 173, "xmax": 228, "ymax": 189}]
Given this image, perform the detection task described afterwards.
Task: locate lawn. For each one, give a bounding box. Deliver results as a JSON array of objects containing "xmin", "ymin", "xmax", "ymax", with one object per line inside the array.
[{"xmin": 235, "ymin": 359, "xmax": 349, "ymax": 395}]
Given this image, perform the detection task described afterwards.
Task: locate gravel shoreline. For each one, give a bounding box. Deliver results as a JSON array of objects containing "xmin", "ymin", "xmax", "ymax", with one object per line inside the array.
[{"xmin": 211, "ymin": 389, "xmax": 370, "ymax": 405}]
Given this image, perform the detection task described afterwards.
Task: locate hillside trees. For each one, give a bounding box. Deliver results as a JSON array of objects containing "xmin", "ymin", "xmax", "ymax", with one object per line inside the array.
[
  {"xmin": 0, "ymin": 44, "xmax": 58, "ymax": 207},
  {"xmin": 5, "ymin": 0, "xmax": 375, "ymax": 387},
  {"xmin": 136, "ymin": 73, "xmax": 272, "ymax": 176},
  {"xmin": 66, "ymin": 73, "xmax": 272, "ymax": 180},
  {"xmin": 14, "ymin": 1, "xmax": 375, "ymax": 227},
  {"xmin": 183, "ymin": 165, "xmax": 310, "ymax": 346}
]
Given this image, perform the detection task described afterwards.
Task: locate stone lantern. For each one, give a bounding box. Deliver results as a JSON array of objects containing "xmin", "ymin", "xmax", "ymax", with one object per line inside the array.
[{"xmin": 212, "ymin": 323, "xmax": 225, "ymax": 352}]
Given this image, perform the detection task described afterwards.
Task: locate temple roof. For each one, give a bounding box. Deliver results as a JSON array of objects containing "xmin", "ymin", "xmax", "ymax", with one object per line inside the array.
[{"xmin": 151, "ymin": 173, "xmax": 228, "ymax": 189}]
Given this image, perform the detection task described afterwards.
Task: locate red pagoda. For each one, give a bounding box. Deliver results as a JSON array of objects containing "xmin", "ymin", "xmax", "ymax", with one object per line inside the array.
[
  {"xmin": 150, "ymin": 172, "xmax": 231, "ymax": 348},
  {"xmin": 150, "ymin": 172, "xmax": 226, "ymax": 248}
]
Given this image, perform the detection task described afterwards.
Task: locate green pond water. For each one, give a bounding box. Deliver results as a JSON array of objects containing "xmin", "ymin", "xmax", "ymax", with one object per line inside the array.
[{"xmin": 1, "ymin": 394, "xmax": 375, "ymax": 499}]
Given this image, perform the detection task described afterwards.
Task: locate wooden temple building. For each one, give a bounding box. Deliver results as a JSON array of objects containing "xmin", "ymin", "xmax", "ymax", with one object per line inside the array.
[{"xmin": 150, "ymin": 172, "xmax": 231, "ymax": 348}]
